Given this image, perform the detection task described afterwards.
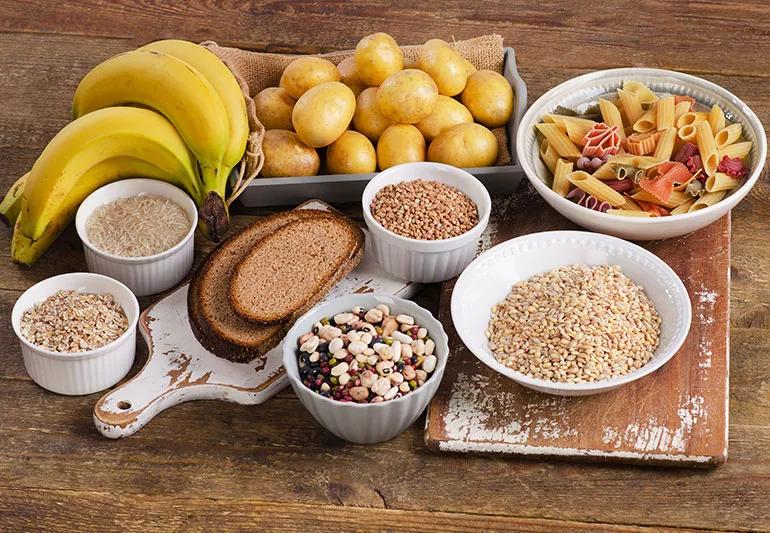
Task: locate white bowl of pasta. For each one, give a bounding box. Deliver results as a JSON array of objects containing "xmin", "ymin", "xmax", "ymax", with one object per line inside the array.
[{"xmin": 516, "ymin": 68, "xmax": 766, "ymax": 240}]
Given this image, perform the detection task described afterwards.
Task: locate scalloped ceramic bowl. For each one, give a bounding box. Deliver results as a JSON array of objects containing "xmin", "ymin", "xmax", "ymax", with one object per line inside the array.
[
  {"xmin": 451, "ymin": 231, "xmax": 691, "ymax": 396},
  {"xmin": 516, "ymin": 68, "xmax": 767, "ymax": 240}
]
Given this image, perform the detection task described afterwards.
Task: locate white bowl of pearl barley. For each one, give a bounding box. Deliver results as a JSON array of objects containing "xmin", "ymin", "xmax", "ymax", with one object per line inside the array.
[
  {"xmin": 362, "ymin": 162, "xmax": 491, "ymax": 283},
  {"xmin": 451, "ymin": 230, "xmax": 691, "ymax": 396}
]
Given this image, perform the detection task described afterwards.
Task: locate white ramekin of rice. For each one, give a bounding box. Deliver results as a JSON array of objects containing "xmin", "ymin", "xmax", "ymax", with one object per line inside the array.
[
  {"xmin": 11, "ymin": 272, "xmax": 140, "ymax": 395},
  {"xmin": 75, "ymin": 179, "xmax": 197, "ymax": 296}
]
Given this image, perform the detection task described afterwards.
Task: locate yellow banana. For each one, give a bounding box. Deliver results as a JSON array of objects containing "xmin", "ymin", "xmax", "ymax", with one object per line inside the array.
[
  {"xmin": 0, "ymin": 173, "xmax": 27, "ymax": 226},
  {"xmin": 19, "ymin": 106, "xmax": 200, "ymax": 242},
  {"xmin": 72, "ymin": 49, "xmax": 231, "ymax": 241},
  {"xmin": 12, "ymin": 156, "xmax": 188, "ymax": 266},
  {"xmin": 139, "ymin": 40, "xmax": 248, "ymax": 178}
]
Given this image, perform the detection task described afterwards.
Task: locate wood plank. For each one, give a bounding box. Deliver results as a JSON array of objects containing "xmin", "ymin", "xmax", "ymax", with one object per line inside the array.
[
  {"xmin": 0, "ymin": 412, "xmax": 767, "ymax": 531},
  {"xmin": 0, "ymin": 489, "xmax": 695, "ymax": 533},
  {"xmin": 0, "ymin": 0, "xmax": 768, "ymax": 78}
]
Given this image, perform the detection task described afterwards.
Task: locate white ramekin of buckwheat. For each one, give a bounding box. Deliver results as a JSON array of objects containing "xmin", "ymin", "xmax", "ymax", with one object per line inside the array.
[{"xmin": 362, "ymin": 162, "xmax": 491, "ymax": 283}]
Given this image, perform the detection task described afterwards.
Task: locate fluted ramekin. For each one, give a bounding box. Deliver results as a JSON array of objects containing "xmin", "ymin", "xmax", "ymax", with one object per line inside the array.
[
  {"xmin": 75, "ymin": 178, "xmax": 197, "ymax": 296},
  {"xmin": 283, "ymin": 294, "xmax": 449, "ymax": 444},
  {"xmin": 11, "ymin": 272, "xmax": 140, "ymax": 395},
  {"xmin": 362, "ymin": 162, "xmax": 491, "ymax": 283}
]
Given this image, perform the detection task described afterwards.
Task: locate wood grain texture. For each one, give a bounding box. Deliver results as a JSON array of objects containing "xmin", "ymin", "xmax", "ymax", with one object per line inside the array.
[
  {"xmin": 426, "ymin": 192, "xmax": 730, "ymax": 466},
  {"xmin": 0, "ymin": 0, "xmax": 769, "ymax": 530}
]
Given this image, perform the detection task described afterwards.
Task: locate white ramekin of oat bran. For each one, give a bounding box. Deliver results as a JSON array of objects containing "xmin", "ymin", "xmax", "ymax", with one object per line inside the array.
[
  {"xmin": 11, "ymin": 272, "xmax": 140, "ymax": 395},
  {"xmin": 362, "ymin": 162, "xmax": 491, "ymax": 283}
]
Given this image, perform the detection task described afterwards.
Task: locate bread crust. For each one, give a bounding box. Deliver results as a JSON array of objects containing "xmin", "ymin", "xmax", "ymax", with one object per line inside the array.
[{"xmin": 188, "ymin": 209, "xmax": 330, "ymax": 362}]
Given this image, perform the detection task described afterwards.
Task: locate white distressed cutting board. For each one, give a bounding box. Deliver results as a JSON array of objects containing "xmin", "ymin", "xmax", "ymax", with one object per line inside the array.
[{"xmin": 94, "ymin": 201, "xmax": 417, "ymax": 438}]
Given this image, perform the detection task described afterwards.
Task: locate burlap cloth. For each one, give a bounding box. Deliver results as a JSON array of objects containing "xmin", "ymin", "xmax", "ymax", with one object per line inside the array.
[{"xmin": 203, "ymin": 35, "xmax": 510, "ymax": 203}]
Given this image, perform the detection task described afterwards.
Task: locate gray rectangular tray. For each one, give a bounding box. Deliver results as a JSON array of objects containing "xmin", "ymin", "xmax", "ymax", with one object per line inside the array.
[{"xmin": 239, "ymin": 47, "xmax": 527, "ymax": 207}]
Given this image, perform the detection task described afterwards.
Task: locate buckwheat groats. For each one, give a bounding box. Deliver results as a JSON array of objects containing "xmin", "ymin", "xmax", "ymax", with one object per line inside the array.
[
  {"xmin": 369, "ymin": 179, "xmax": 478, "ymax": 240},
  {"xmin": 20, "ymin": 290, "xmax": 128, "ymax": 353},
  {"xmin": 296, "ymin": 304, "xmax": 438, "ymax": 403},
  {"xmin": 486, "ymin": 265, "xmax": 661, "ymax": 383}
]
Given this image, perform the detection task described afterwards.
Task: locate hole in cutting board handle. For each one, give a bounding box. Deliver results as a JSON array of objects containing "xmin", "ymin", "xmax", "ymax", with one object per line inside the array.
[{"xmin": 117, "ymin": 401, "xmax": 132, "ymax": 410}]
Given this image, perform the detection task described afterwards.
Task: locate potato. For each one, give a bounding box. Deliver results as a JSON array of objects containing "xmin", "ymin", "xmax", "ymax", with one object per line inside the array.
[
  {"xmin": 416, "ymin": 95, "xmax": 473, "ymax": 141},
  {"xmin": 354, "ymin": 32, "xmax": 403, "ymax": 86},
  {"xmin": 253, "ymin": 87, "xmax": 295, "ymax": 130},
  {"xmin": 461, "ymin": 70, "xmax": 514, "ymax": 128},
  {"xmin": 461, "ymin": 56, "xmax": 477, "ymax": 75},
  {"xmin": 416, "ymin": 39, "xmax": 467, "ymax": 96},
  {"xmin": 261, "ymin": 130, "xmax": 319, "ymax": 177},
  {"xmin": 428, "ymin": 123, "xmax": 497, "ymax": 168},
  {"xmin": 376, "ymin": 69, "xmax": 438, "ymax": 124},
  {"xmin": 279, "ymin": 57, "xmax": 340, "ymax": 99},
  {"xmin": 326, "ymin": 131, "xmax": 376, "ymax": 174},
  {"xmin": 377, "ymin": 124, "xmax": 426, "ymax": 170},
  {"xmin": 352, "ymin": 87, "xmax": 392, "ymax": 142},
  {"xmin": 337, "ymin": 57, "xmax": 367, "ymax": 97},
  {"xmin": 292, "ymin": 81, "xmax": 356, "ymax": 148}
]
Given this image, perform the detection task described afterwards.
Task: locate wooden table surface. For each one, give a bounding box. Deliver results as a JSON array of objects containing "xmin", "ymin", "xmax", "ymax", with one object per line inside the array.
[{"xmin": 1, "ymin": 1, "xmax": 769, "ymax": 531}]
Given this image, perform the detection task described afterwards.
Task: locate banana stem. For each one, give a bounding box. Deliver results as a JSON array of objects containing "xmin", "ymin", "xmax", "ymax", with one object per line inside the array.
[{"xmin": 198, "ymin": 191, "xmax": 229, "ymax": 242}]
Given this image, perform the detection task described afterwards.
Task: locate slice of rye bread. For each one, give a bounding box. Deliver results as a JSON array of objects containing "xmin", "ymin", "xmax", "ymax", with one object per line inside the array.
[
  {"xmin": 188, "ymin": 209, "xmax": 333, "ymax": 362},
  {"xmin": 229, "ymin": 214, "xmax": 365, "ymax": 324}
]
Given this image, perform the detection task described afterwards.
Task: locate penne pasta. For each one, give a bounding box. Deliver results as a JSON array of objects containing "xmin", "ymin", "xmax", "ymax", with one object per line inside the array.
[
  {"xmin": 670, "ymin": 198, "xmax": 696, "ymax": 215},
  {"xmin": 708, "ymin": 104, "xmax": 726, "ymax": 135},
  {"xmin": 695, "ymin": 121, "xmax": 720, "ymax": 176},
  {"xmin": 706, "ymin": 172, "xmax": 741, "ymax": 193},
  {"xmin": 567, "ymin": 171, "xmax": 625, "ymax": 207},
  {"xmin": 653, "ymin": 128, "xmax": 677, "ymax": 160},
  {"xmin": 678, "ymin": 124, "xmax": 698, "ymax": 142},
  {"xmin": 606, "ymin": 209, "xmax": 654, "ymax": 217},
  {"xmin": 656, "ymin": 96, "xmax": 675, "ymax": 130},
  {"xmin": 622, "ymin": 81, "xmax": 659, "ymax": 105},
  {"xmin": 718, "ymin": 141, "xmax": 752, "ymax": 160},
  {"xmin": 673, "ymin": 101, "xmax": 691, "ymax": 124},
  {"xmin": 676, "ymin": 111, "xmax": 709, "ymax": 129},
  {"xmin": 690, "ymin": 191, "xmax": 726, "ymax": 212},
  {"xmin": 564, "ymin": 120, "xmax": 597, "ymax": 145},
  {"xmin": 608, "ymin": 154, "xmax": 662, "ymax": 169},
  {"xmin": 715, "ymin": 123, "xmax": 742, "ymax": 149},
  {"xmin": 552, "ymin": 158, "xmax": 574, "ymax": 197},
  {"xmin": 535, "ymin": 80, "xmax": 754, "ymax": 218},
  {"xmin": 536, "ymin": 123, "xmax": 582, "ymax": 159},
  {"xmin": 598, "ymin": 98, "xmax": 626, "ymax": 140},
  {"xmin": 617, "ymin": 88, "xmax": 645, "ymax": 125},
  {"xmin": 630, "ymin": 189, "xmax": 691, "ymax": 209},
  {"xmin": 539, "ymin": 138, "xmax": 560, "ymax": 174},
  {"xmin": 633, "ymin": 108, "xmax": 657, "ymax": 133},
  {"xmin": 620, "ymin": 196, "xmax": 644, "ymax": 211},
  {"xmin": 592, "ymin": 162, "xmax": 618, "ymax": 180}
]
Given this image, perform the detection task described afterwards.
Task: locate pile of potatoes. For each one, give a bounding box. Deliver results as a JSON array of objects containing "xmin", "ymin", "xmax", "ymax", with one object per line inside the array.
[{"xmin": 254, "ymin": 32, "xmax": 514, "ymax": 178}]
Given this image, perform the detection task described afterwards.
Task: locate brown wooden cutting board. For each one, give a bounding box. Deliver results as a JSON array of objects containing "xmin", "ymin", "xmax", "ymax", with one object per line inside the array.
[{"xmin": 425, "ymin": 186, "xmax": 730, "ymax": 467}]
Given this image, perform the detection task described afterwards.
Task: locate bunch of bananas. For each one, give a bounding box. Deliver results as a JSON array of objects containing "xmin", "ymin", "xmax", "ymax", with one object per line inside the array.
[{"xmin": 0, "ymin": 39, "xmax": 250, "ymax": 265}]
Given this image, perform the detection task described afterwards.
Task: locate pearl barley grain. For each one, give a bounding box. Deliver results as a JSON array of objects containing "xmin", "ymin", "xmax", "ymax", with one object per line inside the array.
[
  {"xmin": 487, "ymin": 265, "xmax": 662, "ymax": 384},
  {"xmin": 370, "ymin": 179, "xmax": 478, "ymax": 240}
]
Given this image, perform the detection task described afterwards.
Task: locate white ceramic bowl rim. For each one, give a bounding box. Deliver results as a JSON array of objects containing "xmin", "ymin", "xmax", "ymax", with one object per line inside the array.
[
  {"xmin": 452, "ymin": 230, "xmax": 692, "ymax": 392},
  {"xmin": 75, "ymin": 178, "xmax": 198, "ymax": 265},
  {"xmin": 517, "ymin": 67, "xmax": 768, "ymax": 224},
  {"xmin": 283, "ymin": 294, "xmax": 449, "ymax": 409},
  {"xmin": 11, "ymin": 272, "xmax": 140, "ymax": 361},
  {"xmin": 361, "ymin": 162, "xmax": 492, "ymax": 250}
]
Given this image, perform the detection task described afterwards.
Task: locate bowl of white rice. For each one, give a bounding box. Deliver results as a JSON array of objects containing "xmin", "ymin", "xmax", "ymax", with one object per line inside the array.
[{"xmin": 75, "ymin": 179, "xmax": 197, "ymax": 296}]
